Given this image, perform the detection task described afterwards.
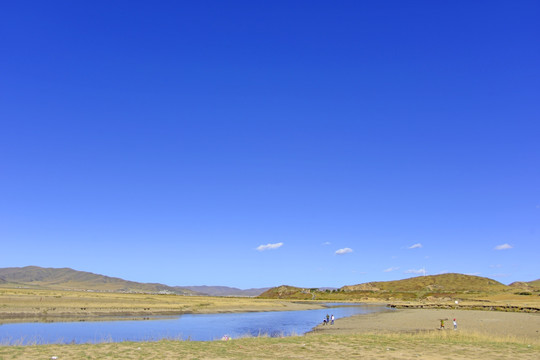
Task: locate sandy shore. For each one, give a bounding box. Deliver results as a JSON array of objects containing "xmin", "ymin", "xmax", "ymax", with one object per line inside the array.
[{"xmin": 310, "ymin": 308, "xmax": 540, "ymax": 341}]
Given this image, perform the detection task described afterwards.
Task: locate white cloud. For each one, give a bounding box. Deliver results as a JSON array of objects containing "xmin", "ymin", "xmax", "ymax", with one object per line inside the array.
[
  {"xmin": 466, "ymin": 272, "xmax": 481, "ymax": 276},
  {"xmin": 494, "ymin": 243, "xmax": 512, "ymax": 250},
  {"xmin": 384, "ymin": 267, "xmax": 399, "ymax": 272},
  {"xmin": 335, "ymin": 248, "xmax": 353, "ymax": 255},
  {"xmin": 404, "ymin": 268, "xmax": 426, "ymax": 275},
  {"xmin": 322, "ymin": 242, "xmax": 331, "ymax": 246},
  {"xmin": 490, "ymin": 273, "xmax": 509, "ymax": 278},
  {"xmin": 408, "ymin": 243, "xmax": 423, "ymax": 249},
  {"xmin": 256, "ymin": 242, "xmax": 283, "ymax": 251}
]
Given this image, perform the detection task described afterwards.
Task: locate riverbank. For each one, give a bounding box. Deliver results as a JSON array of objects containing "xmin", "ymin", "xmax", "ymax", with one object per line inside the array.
[
  {"xmin": 1, "ymin": 305, "xmax": 538, "ymax": 359},
  {"xmin": 309, "ymin": 308, "xmax": 540, "ymax": 342},
  {"xmin": 0, "ymin": 288, "xmax": 326, "ymax": 324}
]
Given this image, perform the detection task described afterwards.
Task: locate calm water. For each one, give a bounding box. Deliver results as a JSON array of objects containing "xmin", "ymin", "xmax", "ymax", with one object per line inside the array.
[{"xmin": 0, "ymin": 304, "xmax": 387, "ymax": 345}]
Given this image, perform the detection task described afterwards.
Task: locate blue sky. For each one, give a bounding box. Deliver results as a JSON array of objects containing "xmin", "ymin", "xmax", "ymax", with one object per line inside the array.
[{"xmin": 1, "ymin": 1, "xmax": 539, "ymax": 288}]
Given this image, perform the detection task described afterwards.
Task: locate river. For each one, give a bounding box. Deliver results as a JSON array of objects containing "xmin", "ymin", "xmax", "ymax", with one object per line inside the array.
[{"xmin": 0, "ymin": 303, "xmax": 388, "ymax": 345}]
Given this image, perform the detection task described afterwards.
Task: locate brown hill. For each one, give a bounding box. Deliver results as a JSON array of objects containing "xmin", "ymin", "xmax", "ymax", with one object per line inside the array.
[
  {"xmin": 259, "ymin": 273, "xmax": 513, "ymax": 301},
  {"xmin": 342, "ymin": 273, "xmax": 508, "ymax": 293},
  {"xmin": 259, "ymin": 285, "xmax": 316, "ymax": 300},
  {"xmin": 509, "ymin": 279, "xmax": 540, "ymax": 291},
  {"xmin": 0, "ymin": 266, "xmax": 198, "ymax": 295}
]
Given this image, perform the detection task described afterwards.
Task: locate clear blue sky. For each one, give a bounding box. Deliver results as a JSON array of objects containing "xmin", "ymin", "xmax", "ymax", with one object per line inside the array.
[{"xmin": 1, "ymin": 1, "xmax": 539, "ymax": 289}]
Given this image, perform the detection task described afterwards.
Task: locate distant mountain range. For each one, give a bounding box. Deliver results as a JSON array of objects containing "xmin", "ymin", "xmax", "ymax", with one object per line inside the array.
[
  {"xmin": 0, "ymin": 266, "xmax": 269, "ymax": 297},
  {"xmin": 181, "ymin": 285, "xmax": 271, "ymax": 297}
]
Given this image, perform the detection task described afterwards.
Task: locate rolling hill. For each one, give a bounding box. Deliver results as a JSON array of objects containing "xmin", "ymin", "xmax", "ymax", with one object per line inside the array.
[
  {"xmin": 259, "ymin": 274, "xmax": 515, "ymax": 300},
  {"xmin": 509, "ymin": 279, "xmax": 540, "ymax": 291},
  {"xmin": 342, "ymin": 273, "xmax": 508, "ymax": 293},
  {"xmin": 0, "ymin": 266, "xmax": 269, "ymax": 297},
  {"xmin": 0, "ymin": 266, "xmax": 199, "ymax": 295},
  {"xmin": 258, "ymin": 285, "xmax": 312, "ymax": 299}
]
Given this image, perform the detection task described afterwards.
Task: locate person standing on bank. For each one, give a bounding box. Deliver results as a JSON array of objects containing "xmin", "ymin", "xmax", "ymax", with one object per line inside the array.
[{"xmin": 331, "ymin": 314, "xmax": 335, "ymax": 325}]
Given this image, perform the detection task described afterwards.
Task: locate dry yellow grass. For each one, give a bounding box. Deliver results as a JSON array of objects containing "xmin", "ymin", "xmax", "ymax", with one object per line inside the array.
[
  {"xmin": 0, "ymin": 332, "xmax": 537, "ymax": 360},
  {"xmin": 0, "ymin": 288, "xmax": 323, "ymax": 322}
]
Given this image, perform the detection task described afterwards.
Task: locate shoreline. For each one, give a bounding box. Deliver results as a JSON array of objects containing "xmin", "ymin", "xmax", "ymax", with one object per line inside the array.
[
  {"xmin": 0, "ymin": 301, "xmax": 370, "ymax": 325},
  {"xmin": 308, "ymin": 307, "xmax": 540, "ymax": 341}
]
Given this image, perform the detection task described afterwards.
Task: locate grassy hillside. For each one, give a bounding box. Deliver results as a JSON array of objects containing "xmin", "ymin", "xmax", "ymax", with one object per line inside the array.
[
  {"xmin": 259, "ymin": 274, "xmax": 514, "ymax": 301},
  {"xmin": 259, "ymin": 285, "xmax": 315, "ymax": 300},
  {"xmin": 0, "ymin": 266, "xmax": 198, "ymax": 295},
  {"xmin": 509, "ymin": 279, "xmax": 540, "ymax": 291},
  {"xmin": 342, "ymin": 273, "xmax": 508, "ymax": 292}
]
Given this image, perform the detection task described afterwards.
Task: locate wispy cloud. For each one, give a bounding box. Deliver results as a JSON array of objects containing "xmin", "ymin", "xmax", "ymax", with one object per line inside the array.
[
  {"xmin": 408, "ymin": 243, "xmax": 423, "ymax": 249},
  {"xmin": 466, "ymin": 272, "xmax": 481, "ymax": 276},
  {"xmin": 404, "ymin": 268, "xmax": 426, "ymax": 275},
  {"xmin": 494, "ymin": 243, "xmax": 512, "ymax": 250},
  {"xmin": 335, "ymin": 248, "xmax": 353, "ymax": 255},
  {"xmin": 322, "ymin": 242, "xmax": 331, "ymax": 246},
  {"xmin": 256, "ymin": 242, "xmax": 283, "ymax": 251},
  {"xmin": 384, "ymin": 267, "xmax": 399, "ymax": 272}
]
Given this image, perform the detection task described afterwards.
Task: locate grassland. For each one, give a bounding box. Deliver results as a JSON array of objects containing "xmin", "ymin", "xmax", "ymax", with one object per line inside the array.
[
  {"xmin": 0, "ymin": 288, "xmax": 323, "ymax": 323},
  {"xmin": 0, "ymin": 331, "xmax": 538, "ymax": 359},
  {"xmin": 2, "ymin": 279, "xmax": 538, "ymax": 325},
  {"xmin": 1, "ymin": 283, "xmax": 539, "ymax": 359}
]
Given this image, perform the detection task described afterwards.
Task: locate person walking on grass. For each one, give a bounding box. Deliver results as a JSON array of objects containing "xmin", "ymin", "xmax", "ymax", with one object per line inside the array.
[
  {"xmin": 440, "ymin": 319, "xmax": 445, "ymax": 329},
  {"xmin": 453, "ymin": 318, "xmax": 457, "ymax": 330}
]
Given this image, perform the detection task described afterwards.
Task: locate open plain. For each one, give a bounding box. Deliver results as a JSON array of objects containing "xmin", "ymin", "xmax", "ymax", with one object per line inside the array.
[
  {"xmin": 0, "ymin": 288, "xmax": 324, "ymax": 323},
  {"xmin": 0, "ymin": 289, "xmax": 539, "ymax": 359}
]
